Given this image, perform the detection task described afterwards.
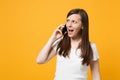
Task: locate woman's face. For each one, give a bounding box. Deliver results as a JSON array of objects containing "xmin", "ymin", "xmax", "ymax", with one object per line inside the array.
[{"xmin": 66, "ymin": 14, "xmax": 83, "ymax": 39}]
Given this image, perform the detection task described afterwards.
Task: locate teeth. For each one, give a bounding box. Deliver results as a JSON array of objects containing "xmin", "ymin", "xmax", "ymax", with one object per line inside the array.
[{"xmin": 69, "ymin": 30, "xmax": 73, "ymax": 32}]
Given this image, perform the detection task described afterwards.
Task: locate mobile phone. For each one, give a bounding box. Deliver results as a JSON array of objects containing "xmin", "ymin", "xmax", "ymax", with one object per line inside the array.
[{"xmin": 62, "ymin": 25, "xmax": 67, "ymax": 35}]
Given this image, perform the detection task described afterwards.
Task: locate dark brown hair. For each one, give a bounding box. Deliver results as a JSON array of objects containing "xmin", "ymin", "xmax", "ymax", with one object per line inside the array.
[{"xmin": 57, "ymin": 8, "xmax": 93, "ymax": 66}]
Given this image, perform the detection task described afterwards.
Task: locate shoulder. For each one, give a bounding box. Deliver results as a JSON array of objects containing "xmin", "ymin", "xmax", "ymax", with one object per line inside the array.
[
  {"xmin": 90, "ymin": 42, "xmax": 97, "ymax": 49},
  {"xmin": 90, "ymin": 42, "xmax": 99, "ymax": 61}
]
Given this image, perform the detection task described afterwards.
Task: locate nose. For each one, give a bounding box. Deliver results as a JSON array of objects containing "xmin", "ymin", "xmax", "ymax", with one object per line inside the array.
[{"xmin": 66, "ymin": 21, "xmax": 72, "ymax": 28}]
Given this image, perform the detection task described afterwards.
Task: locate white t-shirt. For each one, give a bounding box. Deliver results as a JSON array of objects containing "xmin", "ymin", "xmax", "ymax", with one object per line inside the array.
[{"xmin": 53, "ymin": 39, "xmax": 99, "ymax": 80}]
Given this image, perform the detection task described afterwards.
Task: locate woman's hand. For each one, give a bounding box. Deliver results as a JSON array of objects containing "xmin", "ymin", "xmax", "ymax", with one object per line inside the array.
[
  {"xmin": 51, "ymin": 24, "xmax": 65, "ymax": 41},
  {"xmin": 36, "ymin": 24, "xmax": 65, "ymax": 64}
]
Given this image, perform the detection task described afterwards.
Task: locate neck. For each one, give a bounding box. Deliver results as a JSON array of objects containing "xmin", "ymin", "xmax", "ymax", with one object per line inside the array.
[
  {"xmin": 70, "ymin": 36, "xmax": 82, "ymax": 49},
  {"xmin": 70, "ymin": 36, "xmax": 81, "ymax": 43}
]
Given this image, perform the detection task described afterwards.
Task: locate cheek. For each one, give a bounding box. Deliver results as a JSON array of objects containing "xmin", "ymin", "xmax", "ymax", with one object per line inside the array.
[
  {"xmin": 74, "ymin": 25, "xmax": 82, "ymax": 34},
  {"xmin": 75, "ymin": 25, "xmax": 82, "ymax": 31},
  {"xmin": 74, "ymin": 27, "xmax": 81, "ymax": 35}
]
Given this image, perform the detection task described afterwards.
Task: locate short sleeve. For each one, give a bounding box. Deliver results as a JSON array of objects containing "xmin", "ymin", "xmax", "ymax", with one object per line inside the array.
[
  {"xmin": 52, "ymin": 38, "xmax": 62, "ymax": 52},
  {"xmin": 91, "ymin": 43, "xmax": 99, "ymax": 61}
]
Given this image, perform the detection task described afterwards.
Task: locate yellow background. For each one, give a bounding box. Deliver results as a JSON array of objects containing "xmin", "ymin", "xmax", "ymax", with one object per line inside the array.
[{"xmin": 0, "ymin": 0, "xmax": 120, "ymax": 80}]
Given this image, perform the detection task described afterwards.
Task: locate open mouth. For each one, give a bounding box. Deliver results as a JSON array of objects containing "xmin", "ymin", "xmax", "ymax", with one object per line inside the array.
[
  {"xmin": 67, "ymin": 29, "xmax": 74, "ymax": 35},
  {"xmin": 68, "ymin": 29, "xmax": 74, "ymax": 32}
]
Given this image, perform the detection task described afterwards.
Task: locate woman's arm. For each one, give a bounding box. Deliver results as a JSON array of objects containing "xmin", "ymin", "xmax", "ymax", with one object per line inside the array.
[
  {"xmin": 90, "ymin": 59, "xmax": 101, "ymax": 80},
  {"xmin": 36, "ymin": 36, "xmax": 56, "ymax": 64},
  {"xmin": 36, "ymin": 24, "xmax": 64, "ymax": 64}
]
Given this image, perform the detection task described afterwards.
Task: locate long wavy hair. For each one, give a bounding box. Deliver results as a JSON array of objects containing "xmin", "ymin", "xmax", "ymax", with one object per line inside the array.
[{"xmin": 57, "ymin": 8, "xmax": 93, "ymax": 66}]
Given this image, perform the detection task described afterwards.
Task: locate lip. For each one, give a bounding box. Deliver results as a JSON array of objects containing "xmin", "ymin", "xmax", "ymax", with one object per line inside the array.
[
  {"xmin": 67, "ymin": 29, "xmax": 74, "ymax": 35},
  {"xmin": 68, "ymin": 31, "xmax": 72, "ymax": 35}
]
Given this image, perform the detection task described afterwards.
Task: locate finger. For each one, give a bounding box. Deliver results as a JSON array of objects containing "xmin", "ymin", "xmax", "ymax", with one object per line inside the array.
[
  {"xmin": 56, "ymin": 28, "xmax": 63, "ymax": 35},
  {"xmin": 57, "ymin": 24, "xmax": 65, "ymax": 30}
]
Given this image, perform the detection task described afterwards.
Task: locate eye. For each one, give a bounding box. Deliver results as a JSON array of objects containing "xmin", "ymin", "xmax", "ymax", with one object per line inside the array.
[
  {"xmin": 66, "ymin": 19, "xmax": 70, "ymax": 22},
  {"xmin": 72, "ymin": 20, "xmax": 77, "ymax": 24}
]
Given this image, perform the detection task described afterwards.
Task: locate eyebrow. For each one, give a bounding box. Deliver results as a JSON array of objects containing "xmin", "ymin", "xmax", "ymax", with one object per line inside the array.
[{"xmin": 66, "ymin": 18, "xmax": 80, "ymax": 22}]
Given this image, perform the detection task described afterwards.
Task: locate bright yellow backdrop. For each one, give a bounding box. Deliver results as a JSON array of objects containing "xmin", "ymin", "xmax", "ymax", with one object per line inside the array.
[{"xmin": 0, "ymin": 0, "xmax": 120, "ymax": 80}]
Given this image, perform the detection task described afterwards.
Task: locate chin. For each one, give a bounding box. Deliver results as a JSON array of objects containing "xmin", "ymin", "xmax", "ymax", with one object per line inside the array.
[{"xmin": 68, "ymin": 35, "xmax": 74, "ymax": 38}]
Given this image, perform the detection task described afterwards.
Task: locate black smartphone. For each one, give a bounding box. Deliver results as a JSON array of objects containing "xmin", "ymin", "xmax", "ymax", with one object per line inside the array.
[{"xmin": 62, "ymin": 25, "xmax": 67, "ymax": 35}]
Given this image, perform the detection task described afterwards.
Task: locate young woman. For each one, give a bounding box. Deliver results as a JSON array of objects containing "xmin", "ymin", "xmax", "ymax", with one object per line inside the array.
[{"xmin": 36, "ymin": 8, "xmax": 101, "ymax": 80}]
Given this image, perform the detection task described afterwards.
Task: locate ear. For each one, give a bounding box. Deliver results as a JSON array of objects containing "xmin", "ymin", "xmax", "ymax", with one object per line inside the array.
[{"xmin": 81, "ymin": 26, "xmax": 84, "ymax": 29}]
